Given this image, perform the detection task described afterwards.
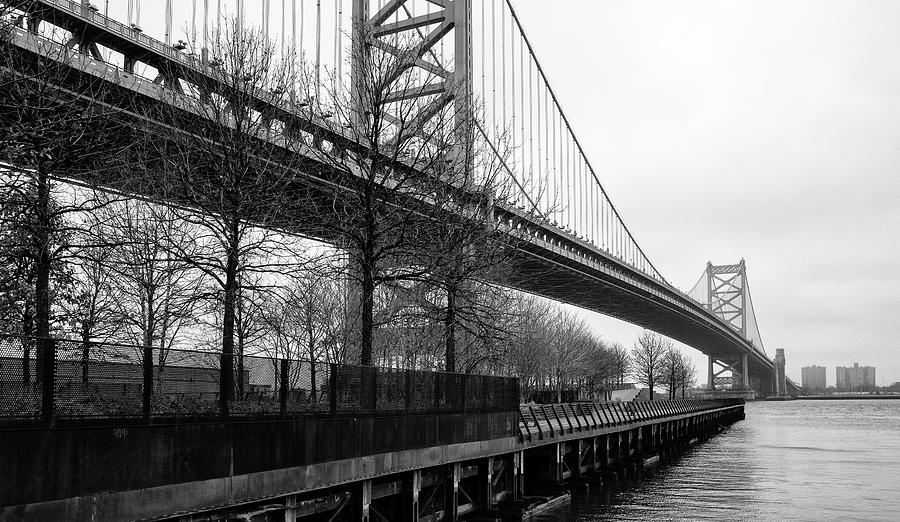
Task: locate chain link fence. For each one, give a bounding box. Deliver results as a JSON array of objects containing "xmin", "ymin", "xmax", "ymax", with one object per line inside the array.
[{"xmin": 0, "ymin": 335, "xmax": 519, "ymax": 421}]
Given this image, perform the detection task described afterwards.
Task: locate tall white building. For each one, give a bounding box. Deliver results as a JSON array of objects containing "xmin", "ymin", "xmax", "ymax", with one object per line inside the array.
[
  {"xmin": 801, "ymin": 365, "xmax": 826, "ymax": 391},
  {"xmin": 835, "ymin": 363, "xmax": 876, "ymax": 391}
]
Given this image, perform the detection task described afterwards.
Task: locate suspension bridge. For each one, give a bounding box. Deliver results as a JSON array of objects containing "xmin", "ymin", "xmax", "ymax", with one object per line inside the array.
[
  {"xmin": 0, "ymin": 0, "xmax": 796, "ymax": 398},
  {"xmin": 0, "ymin": 1, "xmax": 797, "ymax": 519}
]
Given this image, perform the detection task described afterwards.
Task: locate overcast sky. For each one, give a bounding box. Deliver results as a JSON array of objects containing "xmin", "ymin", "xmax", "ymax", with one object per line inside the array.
[
  {"xmin": 512, "ymin": 0, "xmax": 900, "ymax": 384},
  {"xmin": 127, "ymin": 0, "xmax": 900, "ymax": 385}
]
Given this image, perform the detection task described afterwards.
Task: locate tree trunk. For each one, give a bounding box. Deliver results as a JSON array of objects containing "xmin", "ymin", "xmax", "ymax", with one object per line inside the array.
[
  {"xmin": 237, "ymin": 332, "xmax": 245, "ymax": 399},
  {"xmin": 22, "ymin": 304, "xmax": 33, "ymax": 384},
  {"xmin": 221, "ymin": 226, "xmax": 239, "ymax": 410},
  {"xmin": 444, "ymin": 285, "xmax": 457, "ymax": 373},
  {"xmin": 359, "ymin": 263, "xmax": 374, "ymax": 366},
  {"xmin": 157, "ymin": 309, "xmax": 169, "ymax": 385},
  {"xmin": 307, "ymin": 318, "xmax": 318, "ymax": 403},
  {"xmin": 143, "ymin": 290, "xmax": 155, "ymax": 410},
  {"xmin": 358, "ymin": 181, "xmax": 377, "ymax": 367},
  {"xmin": 33, "ymin": 167, "xmax": 52, "ymax": 386},
  {"xmin": 309, "ymin": 358, "xmax": 317, "ymax": 404},
  {"xmin": 80, "ymin": 334, "xmax": 90, "ymax": 385}
]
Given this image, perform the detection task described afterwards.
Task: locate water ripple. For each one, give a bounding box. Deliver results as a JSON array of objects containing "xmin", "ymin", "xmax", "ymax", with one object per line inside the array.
[{"xmin": 543, "ymin": 400, "xmax": 900, "ymax": 521}]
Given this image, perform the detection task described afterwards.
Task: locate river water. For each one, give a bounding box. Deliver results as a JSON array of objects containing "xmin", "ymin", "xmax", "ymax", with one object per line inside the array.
[{"xmin": 539, "ymin": 399, "xmax": 900, "ymax": 521}]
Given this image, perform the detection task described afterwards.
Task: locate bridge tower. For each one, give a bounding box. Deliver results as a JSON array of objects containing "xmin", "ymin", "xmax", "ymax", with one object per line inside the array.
[
  {"xmin": 691, "ymin": 260, "xmax": 761, "ymax": 396},
  {"xmin": 774, "ymin": 348, "xmax": 787, "ymax": 396},
  {"xmin": 350, "ymin": 0, "xmax": 473, "ymax": 141}
]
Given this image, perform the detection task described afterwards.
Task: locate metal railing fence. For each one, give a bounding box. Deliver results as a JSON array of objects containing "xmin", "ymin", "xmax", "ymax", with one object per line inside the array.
[
  {"xmin": 518, "ymin": 398, "xmax": 744, "ymax": 442},
  {"xmin": 0, "ymin": 335, "xmax": 519, "ymax": 422}
]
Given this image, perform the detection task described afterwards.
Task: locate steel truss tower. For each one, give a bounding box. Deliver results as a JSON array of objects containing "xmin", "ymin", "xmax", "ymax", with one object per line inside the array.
[
  {"xmin": 350, "ymin": 0, "xmax": 472, "ymax": 151},
  {"xmin": 702, "ymin": 260, "xmax": 752, "ymax": 391}
]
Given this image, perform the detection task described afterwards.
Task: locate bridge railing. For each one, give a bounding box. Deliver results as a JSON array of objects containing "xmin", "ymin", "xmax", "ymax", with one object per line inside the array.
[
  {"xmin": 0, "ymin": 335, "xmax": 519, "ymax": 423},
  {"xmin": 518, "ymin": 399, "xmax": 744, "ymax": 442}
]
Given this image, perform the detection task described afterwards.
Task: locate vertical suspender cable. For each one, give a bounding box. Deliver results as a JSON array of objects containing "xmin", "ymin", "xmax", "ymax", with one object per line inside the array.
[
  {"xmin": 203, "ymin": 0, "xmax": 208, "ymax": 54},
  {"xmin": 164, "ymin": 0, "xmax": 172, "ymax": 45},
  {"xmin": 542, "ymin": 80, "xmax": 547, "ymax": 214},
  {"xmin": 551, "ymin": 97, "xmax": 556, "ymax": 218},
  {"xmin": 509, "ymin": 12, "xmax": 516, "ymax": 204},
  {"xmin": 480, "ymin": 0, "xmax": 485, "ymax": 125},
  {"xmin": 192, "ymin": 0, "xmax": 197, "ymax": 47},
  {"xmin": 237, "ymin": 0, "xmax": 243, "ymax": 34},
  {"xmin": 491, "ymin": 0, "xmax": 496, "ymax": 133},
  {"xmin": 337, "ymin": 0, "xmax": 343, "ymax": 94},
  {"xmin": 518, "ymin": 31, "xmax": 524, "ymax": 203},
  {"xmin": 216, "ymin": 0, "xmax": 221, "ymax": 43},
  {"xmin": 315, "ymin": 0, "xmax": 321, "ymax": 98},
  {"xmin": 505, "ymin": 0, "xmax": 663, "ymax": 280},
  {"xmin": 564, "ymin": 120, "xmax": 568, "ymax": 229},
  {"xmin": 536, "ymin": 63, "xmax": 542, "ymax": 212},
  {"xmin": 501, "ymin": 2, "xmax": 506, "ymax": 131},
  {"xmin": 335, "ymin": 0, "xmax": 340, "ymax": 95},
  {"xmin": 528, "ymin": 57, "xmax": 533, "ymax": 209},
  {"xmin": 291, "ymin": 0, "xmax": 303, "ymax": 52},
  {"xmin": 292, "ymin": 0, "xmax": 297, "ymax": 99},
  {"xmin": 263, "ymin": 0, "xmax": 270, "ymax": 40}
]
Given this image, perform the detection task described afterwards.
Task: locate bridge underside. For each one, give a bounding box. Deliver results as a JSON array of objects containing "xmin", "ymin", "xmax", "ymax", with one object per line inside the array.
[{"xmin": 507, "ymin": 246, "xmax": 782, "ymax": 396}]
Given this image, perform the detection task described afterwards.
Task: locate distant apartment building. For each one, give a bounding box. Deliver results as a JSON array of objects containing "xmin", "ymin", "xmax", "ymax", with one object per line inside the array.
[
  {"xmin": 835, "ymin": 363, "xmax": 876, "ymax": 391},
  {"xmin": 801, "ymin": 365, "xmax": 827, "ymax": 391}
]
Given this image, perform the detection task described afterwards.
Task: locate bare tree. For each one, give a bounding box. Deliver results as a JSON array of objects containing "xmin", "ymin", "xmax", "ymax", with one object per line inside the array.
[
  {"xmin": 659, "ymin": 349, "xmax": 699, "ymax": 399},
  {"xmin": 676, "ymin": 353, "xmax": 697, "ymax": 399},
  {"xmin": 60, "ymin": 244, "xmax": 119, "ymax": 383},
  {"xmin": 581, "ymin": 337, "xmax": 619, "ymax": 401},
  {"xmin": 0, "ymin": 19, "xmax": 126, "ymax": 386},
  {"xmin": 262, "ymin": 266, "xmax": 343, "ymax": 399},
  {"xmin": 631, "ymin": 330, "xmax": 672, "ymax": 401},
  {"xmin": 660, "ymin": 348, "xmax": 680, "ymax": 400},
  {"xmin": 137, "ymin": 21, "xmax": 314, "ymax": 408},
  {"xmin": 609, "ymin": 342, "xmax": 630, "ymax": 388},
  {"xmin": 96, "ymin": 200, "xmax": 200, "ymax": 383}
]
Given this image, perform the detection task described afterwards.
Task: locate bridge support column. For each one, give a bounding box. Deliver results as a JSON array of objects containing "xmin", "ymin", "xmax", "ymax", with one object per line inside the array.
[
  {"xmin": 774, "ymin": 348, "xmax": 787, "ymax": 396},
  {"xmin": 575, "ymin": 439, "xmax": 585, "ymax": 476},
  {"xmin": 606, "ymin": 434, "xmax": 614, "ymax": 465},
  {"xmin": 444, "ymin": 462, "xmax": 460, "ymax": 521},
  {"xmin": 513, "ymin": 451, "xmax": 524, "ymax": 499},
  {"xmin": 349, "ymin": 479, "xmax": 372, "ymax": 521},
  {"xmin": 482, "ymin": 456, "xmax": 495, "ymax": 510},
  {"xmin": 741, "ymin": 352, "xmax": 751, "ymax": 389},
  {"xmin": 403, "ymin": 470, "xmax": 421, "ymax": 522},
  {"xmin": 284, "ymin": 494, "xmax": 298, "ymax": 522},
  {"xmin": 553, "ymin": 442, "xmax": 564, "ymax": 483},
  {"xmin": 707, "ymin": 355, "xmax": 715, "ymax": 390}
]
